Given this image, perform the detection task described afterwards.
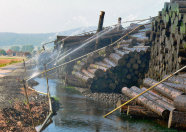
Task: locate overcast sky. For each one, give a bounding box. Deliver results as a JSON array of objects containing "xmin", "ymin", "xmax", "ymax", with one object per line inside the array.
[{"xmin": 0, "ymin": 0, "xmax": 169, "ymax": 33}]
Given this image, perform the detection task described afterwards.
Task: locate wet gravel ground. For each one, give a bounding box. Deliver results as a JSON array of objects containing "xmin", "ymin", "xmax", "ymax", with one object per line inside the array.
[{"xmin": 0, "ymin": 62, "xmax": 54, "ymax": 131}]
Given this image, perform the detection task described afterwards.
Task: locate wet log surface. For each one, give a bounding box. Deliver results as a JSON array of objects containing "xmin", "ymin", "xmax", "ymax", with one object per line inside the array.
[
  {"xmin": 163, "ymin": 82, "xmax": 186, "ymax": 93},
  {"xmin": 68, "ymin": 24, "xmax": 151, "ymax": 93},
  {"xmin": 163, "ymin": 75, "xmax": 186, "ymax": 85},
  {"xmin": 122, "ymin": 87, "xmax": 170, "ymax": 118},
  {"xmin": 174, "ymin": 95, "xmax": 186, "ymax": 112},
  {"xmin": 143, "ymin": 78, "xmax": 184, "ymax": 100},
  {"xmin": 169, "ymin": 110, "xmax": 186, "ymax": 129},
  {"xmin": 131, "ymin": 86, "xmax": 175, "ymax": 111}
]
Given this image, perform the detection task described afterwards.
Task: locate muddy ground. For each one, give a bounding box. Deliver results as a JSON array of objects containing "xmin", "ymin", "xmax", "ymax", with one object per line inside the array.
[{"xmin": 0, "ymin": 62, "xmax": 56, "ymax": 131}]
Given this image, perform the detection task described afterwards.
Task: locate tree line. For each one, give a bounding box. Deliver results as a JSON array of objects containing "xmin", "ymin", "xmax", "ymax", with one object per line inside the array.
[{"xmin": 0, "ymin": 45, "xmax": 34, "ymax": 55}]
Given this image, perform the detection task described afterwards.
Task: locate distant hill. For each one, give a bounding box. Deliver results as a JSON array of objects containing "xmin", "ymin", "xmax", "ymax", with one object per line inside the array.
[
  {"xmin": 0, "ymin": 26, "xmax": 97, "ymax": 49},
  {"xmin": 0, "ymin": 32, "xmax": 55, "ymax": 48}
]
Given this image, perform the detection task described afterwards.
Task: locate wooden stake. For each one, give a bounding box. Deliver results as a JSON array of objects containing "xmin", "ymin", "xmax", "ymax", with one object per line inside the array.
[
  {"xmin": 44, "ymin": 65, "xmax": 53, "ymax": 112},
  {"xmin": 23, "ymin": 79, "xmax": 35, "ymax": 128},
  {"xmin": 23, "ymin": 59, "xmax": 26, "ymax": 72},
  {"xmin": 127, "ymin": 106, "xmax": 130, "ymax": 116},
  {"xmin": 168, "ymin": 110, "xmax": 173, "ymax": 128}
]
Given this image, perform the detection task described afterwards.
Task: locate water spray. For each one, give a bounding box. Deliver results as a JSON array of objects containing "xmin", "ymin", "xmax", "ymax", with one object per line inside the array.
[{"xmin": 26, "ymin": 20, "xmax": 150, "ymax": 81}]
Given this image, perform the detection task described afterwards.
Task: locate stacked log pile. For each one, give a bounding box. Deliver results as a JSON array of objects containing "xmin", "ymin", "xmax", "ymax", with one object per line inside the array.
[
  {"xmin": 121, "ymin": 74, "xmax": 186, "ymax": 128},
  {"xmin": 90, "ymin": 49, "xmax": 150, "ymax": 93},
  {"xmin": 67, "ymin": 24, "xmax": 151, "ymax": 93},
  {"xmin": 147, "ymin": 0, "xmax": 186, "ymax": 80},
  {"xmin": 54, "ymin": 23, "xmax": 136, "ymax": 75}
]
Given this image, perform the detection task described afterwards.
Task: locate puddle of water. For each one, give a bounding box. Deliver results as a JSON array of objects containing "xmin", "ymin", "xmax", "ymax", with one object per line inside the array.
[{"xmin": 33, "ymin": 78, "xmax": 178, "ymax": 132}]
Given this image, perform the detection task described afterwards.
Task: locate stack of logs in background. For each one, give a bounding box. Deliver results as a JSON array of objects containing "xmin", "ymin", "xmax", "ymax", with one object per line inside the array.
[
  {"xmin": 89, "ymin": 49, "xmax": 150, "ymax": 93},
  {"xmin": 147, "ymin": 0, "xmax": 186, "ymax": 80},
  {"xmin": 67, "ymin": 25, "xmax": 151, "ymax": 93}
]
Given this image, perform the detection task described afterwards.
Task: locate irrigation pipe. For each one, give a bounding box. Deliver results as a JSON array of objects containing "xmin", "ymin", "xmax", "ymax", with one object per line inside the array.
[
  {"xmin": 26, "ymin": 21, "xmax": 150, "ymax": 81},
  {"xmin": 27, "ymin": 87, "xmax": 47, "ymax": 95},
  {"xmin": 103, "ymin": 65, "xmax": 186, "ymax": 118}
]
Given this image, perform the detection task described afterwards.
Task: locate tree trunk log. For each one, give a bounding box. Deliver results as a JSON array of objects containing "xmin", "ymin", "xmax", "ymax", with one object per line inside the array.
[
  {"xmin": 122, "ymin": 87, "xmax": 170, "ymax": 118},
  {"xmin": 143, "ymin": 78, "xmax": 184, "ymax": 100},
  {"xmin": 131, "ymin": 86, "xmax": 175, "ymax": 111},
  {"xmin": 163, "ymin": 82, "xmax": 186, "ymax": 93}
]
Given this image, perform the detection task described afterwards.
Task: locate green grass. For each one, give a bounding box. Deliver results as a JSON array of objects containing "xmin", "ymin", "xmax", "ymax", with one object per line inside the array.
[
  {"xmin": 0, "ymin": 60, "xmax": 23, "ymax": 68},
  {"xmin": 52, "ymin": 96, "xmax": 60, "ymax": 101},
  {"xmin": 0, "ymin": 57, "xmax": 17, "ymax": 59},
  {"xmin": 64, "ymin": 85, "xmax": 75, "ymax": 89}
]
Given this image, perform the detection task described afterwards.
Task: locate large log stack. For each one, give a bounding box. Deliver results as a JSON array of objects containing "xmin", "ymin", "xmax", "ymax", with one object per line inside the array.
[
  {"xmin": 67, "ymin": 24, "xmax": 151, "ymax": 93},
  {"xmin": 90, "ymin": 49, "xmax": 150, "ymax": 93},
  {"xmin": 147, "ymin": 0, "xmax": 186, "ymax": 80},
  {"xmin": 54, "ymin": 27, "xmax": 133, "ymax": 75}
]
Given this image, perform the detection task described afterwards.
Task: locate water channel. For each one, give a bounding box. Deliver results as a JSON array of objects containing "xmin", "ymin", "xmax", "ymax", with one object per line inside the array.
[{"xmin": 33, "ymin": 78, "xmax": 177, "ymax": 132}]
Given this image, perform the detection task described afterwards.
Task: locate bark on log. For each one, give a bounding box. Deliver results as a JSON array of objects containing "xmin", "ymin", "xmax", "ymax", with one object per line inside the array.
[
  {"xmin": 131, "ymin": 86, "xmax": 175, "ymax": 111},
  {"xmin": 72, "ymin": 71, "xmax": 90, "ymax": 82},
  {"xmin": 87, "ymin": 68, "xmax": 97, "ymax": 75},
  {"xmin": 168, "ymin": 110, "xmax": 186, "ymax": 129},
  {"xmin": 163, "ymin": 75, "xmax": 186, "ymax": 85},
  {"xmin": 173, "ymin": 95, "xmax": 186, "ymax": 112},
  {"xmin": 82, "ymin": 69, "xmax": 94, "ymax": 78},
  {"xmin": 74, "ymin": 62, "xmax": 86, "ymax": 71},
  {"xmin": 163, "ymin": 82, "xmax": 186, "ymax": 93},
  {"xmin": 114, "ymin": 49, "xmax": 129, "ymax": 56},
  {"xmin": 122, "ymin": 87, "xmax": 170, "ymax": 118},
  {"xmin": 109, "ymin": 53, "xmax": 122, "ymax": 63},
  {"xmin": 147, "ymin": 1, "xmax": 186, "ymax": 80},
  {"xmin": 89, "ymin": 64, "xmax": 108, "ymax": 72},
  {"xmin": 141, "ymin": 87, "xmax": 174, "ymax": 105},
  {"xmin": 178, "ymin": 73, "xmax": 186, "ymax": 78},
  {"xmin": 143, "ymin": 78, "xmax": 184, "ymax": 100},
  {"xmin": 95, "ymin": 61, "xmax": 112, "ymax": 68},
  {"xmin": 103, "ymin": 58, "xmax": 117, "ymax": 67},
  {"xmin": 66, "ymin": 76, "xmax": 88, "ymax": 88}
]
